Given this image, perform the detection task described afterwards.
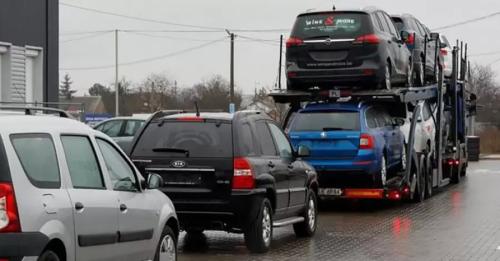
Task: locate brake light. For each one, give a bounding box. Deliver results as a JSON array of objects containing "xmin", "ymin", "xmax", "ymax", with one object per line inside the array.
[
  {"xmin": 176, "ymin": 116, "xmax": 204, "ymax": 122},
  {"xmin": 360, "ymin": 134, "xmax": 374, "ymax": 150},
  {"xmin": 0, "ymin": 183, "xmax": 20, "ymax": 233},
  {"xmin": 286, "ymin": 37, "xmax": 304, "ymax": 48},
  {"xmin": 232, "ymin": 158, "xmax": 255, "ymax": 189},
  {"xmin": 440, "ymin": 49, "xmax": 448, "ymax": 56},
  {"xmin": 353, "ymin": 34, "xmax": 380, "ymax": 45}
]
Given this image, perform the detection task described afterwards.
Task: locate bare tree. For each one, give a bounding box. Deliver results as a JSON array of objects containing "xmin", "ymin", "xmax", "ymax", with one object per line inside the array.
[
  {"xmin": 468, "ymin": 64, "xmax": 500, "ymax": 124},
  {"xmin": 137, "ymin": 73, "xmax": 173, "ymax": 112}
]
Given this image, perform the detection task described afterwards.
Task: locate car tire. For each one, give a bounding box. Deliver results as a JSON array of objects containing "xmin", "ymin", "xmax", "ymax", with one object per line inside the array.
[
  {"xmin": 154, "ymin": 225, "xmax": 177, "ymax": 261},
  {"xmin": 380, "ymin": 62, "xmax": 392, "ymax": 90},
  {"xmin": 415, "ymin": 59, "xmax": 425, "ymax": 87},
  {"xmin": 451, "ymin": 165, "xmax": 461, "ymax": 184},
  {"xmin": 460, "ymin": 165, "xmax": 467, "ymax": 177},
  {"xmin": 375, "ymin": 155, "xmax": 388, "ymax": 187},
  {"xmin": 405, "ymin": 62, "xmax": 413, "ymax": 87},
  {"xmin": 425, "ymin": 154, "xmax": 433, "ymax": 199},
  {"xmin": 244, "ymin": 198, "xmax": 273, "ymax": 253},
  {"xmin": 411, "ymin": 155, "xmax": 425, "ymax": 203},
  {"xmin": 294, "ymin": 191, "xmax": 318, "ymax": 237},
  {"xmin": 38, "ymin": 250, "xmax": 60, "ymax": 261}
]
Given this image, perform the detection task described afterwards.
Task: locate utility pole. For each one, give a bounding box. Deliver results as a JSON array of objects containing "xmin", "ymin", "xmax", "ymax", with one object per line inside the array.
[
  {"xmin": 278, "ymin": 34, "xmax": 283, "ymax": 90},
  {"xmin": 115, "ymin": 29, "xmax": 119, "ymax": 117},
  {"xmin": 226, "ymin": 30, "xmax": 235, "ymax": 113}
]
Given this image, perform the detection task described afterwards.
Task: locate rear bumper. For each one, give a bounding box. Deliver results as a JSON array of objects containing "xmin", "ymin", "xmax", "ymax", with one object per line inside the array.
[
  {"xmin": 0, "ymin": 232, "xmax": 49, "ymax": 258},
  {"xmin": 173, "ymin": 189, "xmax": 266, "ymax": 231},
  {"xmin": 287, "ymin": 58, "xmax": 384, "ymax": 88}
]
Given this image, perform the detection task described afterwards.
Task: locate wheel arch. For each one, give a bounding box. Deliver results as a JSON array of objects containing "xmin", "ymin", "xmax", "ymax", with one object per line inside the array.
[{"xmin": 42, "ymin": 238, "xmax": 66, "ymax": 261}]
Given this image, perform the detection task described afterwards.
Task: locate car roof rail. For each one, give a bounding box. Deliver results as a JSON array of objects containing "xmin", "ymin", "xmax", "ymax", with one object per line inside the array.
[{"xmin": 0, "ymin": 106, "xmax": 71, "ymax": 118}]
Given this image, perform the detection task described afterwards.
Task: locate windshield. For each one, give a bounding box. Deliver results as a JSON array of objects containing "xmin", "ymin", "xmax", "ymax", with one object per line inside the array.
[
  {"xmin": 132, "ymin": 120, "xmax": 233, "ymax": 158},
  {"xmin": 290, "ymin": 111, "xmax": 360, "ymax": 132},
  {"xmin": 292, "ymin": 12, "xmax": 370, "ymax": 39}
]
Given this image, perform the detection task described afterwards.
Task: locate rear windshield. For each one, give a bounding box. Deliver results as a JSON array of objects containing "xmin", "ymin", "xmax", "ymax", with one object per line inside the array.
[
  {"xmin": 290, "ymin": 111, "xmax": 360, "ymax": 132},
  {"xmin": 132, "ymin": 120, "xmax": 233, "ymax": 158},
  {"xmin": 292, "ymin": 12, "xmax": 370, "ymax": 39},
  {"xmin": 0, "ymin": 136, "xmax": 11, "ymax": 182}
]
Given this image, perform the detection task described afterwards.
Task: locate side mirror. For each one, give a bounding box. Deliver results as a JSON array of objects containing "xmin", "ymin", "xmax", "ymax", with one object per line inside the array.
[
  {"xmin": 297, "ymin": 145, "xmax": 311, "ymax": 158},
  {"xmin": 430, "ymin": 32, "xmax": 439, "ymax": 41},
  {"xmin": 147, "ymin": 173, "xmax": 164, "ymax": 189},
  {"xmin": 400, "ymin": 31, "xmax": 411, "ymax": 43},
  {"xmin": 392, "ymin": 118, "xmax": 406, "ymax": 127}
]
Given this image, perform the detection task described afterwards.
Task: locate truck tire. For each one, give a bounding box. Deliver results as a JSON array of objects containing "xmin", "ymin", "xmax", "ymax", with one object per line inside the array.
[
  {"xmin": 38, "ymin": 250, "xmax": 60, "ymax": 261},
  {"xmin": 294, "ymin": 191, "xmax": 318, "ymax": 237},
  {"xmin": 374, "ymin": 155, "xmax": 388, "ymax": 187},
  {"xmin": 451, "ymin": 166, "xmax": 460, "ymax": 184},
  {"xmin": 425, "ymin": 154, "xmax": 433, "ymax": 199},
  {"xmin": 244, "ymin": 198, "xmax": 273, "ymax": 253},
  {"xmin": 460, "ymin": 165, "xmax": 467, "ymax": 177}
]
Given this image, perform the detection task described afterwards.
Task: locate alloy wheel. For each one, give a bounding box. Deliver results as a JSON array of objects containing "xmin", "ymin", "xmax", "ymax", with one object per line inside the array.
[
  {"xmin": 262, "ymin": 205, "xmax": 272, "ymax": 247},
  {"xmin": 307, "ymin": 198, "xmax": 316, "ymax": 230},
  {"xmin": 381, "ymin": 156, "xmax": 387, "ymax": 186},
  {"xmin": 159, "ymin": 234, "xmax": 176, "ymax": 261}
]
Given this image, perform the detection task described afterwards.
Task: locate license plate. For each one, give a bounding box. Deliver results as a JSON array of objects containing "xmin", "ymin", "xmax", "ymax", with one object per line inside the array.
[
  {"xmin": 319, "ymin": 188, "xmax": 343, "ymax": 196},
  {"xmin": 164, "ymin": 174, "xmax": 202, "ymax": 186},
  {"xmin": 329, "ymin": 90, "xmax": 341, "ymax": 98}
]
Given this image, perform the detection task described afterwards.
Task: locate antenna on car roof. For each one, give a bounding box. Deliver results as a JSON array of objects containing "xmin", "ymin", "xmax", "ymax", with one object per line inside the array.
[
  {"xmin": 332, "ymin": 4, "xmax": 336, "ymax": 11},
  {"xmin": 194, "ymin": 101, "xmax": 200, "ymax": 117}
]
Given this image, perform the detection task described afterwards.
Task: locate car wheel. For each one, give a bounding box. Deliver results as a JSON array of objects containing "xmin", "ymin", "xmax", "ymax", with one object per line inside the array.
[
  {"xmin": 460, "ymin": 165, "xmax": 467, "ymax": 177},
  {"xmin": 375, "ymin": 155, "xmax": 387, "ymax": 187},
  {"xmin": 451, "ymin": 165, "xmax": 461, "ymax": 184},
  {"xmin": 155, "ymin": 225, "xmax": 177, "ymax": 261},
  {"xmin": 415, "ymin": 60, "xmax": 425, "ymax": 86},
  {"xmin": 294, "ymin": 191, "xmax": 318, "ymax": 237},
  {"xmin": 406, "ymin": 62, "xmax": 413, "ymax": 87},
  {"xmin": 400, "ymin": 144, "xmax": 407, "ymax": 171},
  {"xmin": 412, "ymin": 155, "xmax": 426, "ymax": 203},
  {"xmin": 244, "ymin": 198, "xmax": 273, "ymax": 253},
  {"xmin": 425, "ymin": 154, "xmax": 433, "ymax": 199},
  {"xmin": 38, "ymin": 250, "xmax": 60, "ymax": 261},
  {"xmin": 381, "ymin": 62, "xmax": 392, "ymax": 90},
  {"xmin": 287, "ymin": 81, "xmax": 300, "ymax": 91}
]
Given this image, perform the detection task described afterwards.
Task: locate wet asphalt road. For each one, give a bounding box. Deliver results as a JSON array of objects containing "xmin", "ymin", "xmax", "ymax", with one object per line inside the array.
[{"xmin": 178, "ymin": 160, "xmax": 500, "ymax": 261}]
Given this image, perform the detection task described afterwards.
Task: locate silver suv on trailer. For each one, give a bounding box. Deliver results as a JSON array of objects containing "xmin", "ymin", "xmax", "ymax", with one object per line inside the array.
[{"xmin": 0, "ymin": 114, "xmax": 178, "ymax": 261}]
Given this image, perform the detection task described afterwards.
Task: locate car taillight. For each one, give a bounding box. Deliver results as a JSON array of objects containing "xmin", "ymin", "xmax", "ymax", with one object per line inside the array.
[
  {"xmin": 440, "ymin": 48, "xmax": 448, "ymax": 56},
  {"xmin": 353, "ymin": 34, "xmax": 380, "ymax": 45},
  {"xmin": 286, "ymin": 37, "xmax": 304, "ymax": 48},
  {"xmin": 0, "ymin": 183, "xmax": 20, "ymax": 233},
  {"xmin": 359, "ymin": 134, "xmax": 374, "ymax": 150},
  {"xmin": 232, "ymin": 158, "xmax": 255, "ymax": 189}
]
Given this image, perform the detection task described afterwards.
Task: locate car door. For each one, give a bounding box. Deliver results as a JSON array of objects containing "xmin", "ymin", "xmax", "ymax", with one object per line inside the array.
[
  {"xmin": 96, "ymin": 120, "xmax": 125, "ymax": 140},
  {"xmin": 268, "ymin": 123, "xmax": 307, "ymax": 213},
  {"xmin": 380, "ymin": 108, "xmax": 402, "ymax": 166},
  {"xmin": 60, "ymin": 135, "xmax": 120, "ymax": 261},
  {"xmin": 96, "ymin": 138, "xmax": 159, "ymax": 260},
  {"xmin": 255, "ymin": 120, "xmax": 289, "ymax": 216}
]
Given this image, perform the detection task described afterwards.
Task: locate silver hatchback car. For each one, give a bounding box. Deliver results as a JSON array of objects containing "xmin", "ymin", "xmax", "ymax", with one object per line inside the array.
[{"xmin": 0, "ymin": 115, "xmax": 178, "ymax": 261}]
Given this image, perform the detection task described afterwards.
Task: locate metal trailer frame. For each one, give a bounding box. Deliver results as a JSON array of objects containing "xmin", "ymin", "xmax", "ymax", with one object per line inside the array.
[{"xmin": 270, "ymin": 40, "xmax": 472, "ymax": 201}]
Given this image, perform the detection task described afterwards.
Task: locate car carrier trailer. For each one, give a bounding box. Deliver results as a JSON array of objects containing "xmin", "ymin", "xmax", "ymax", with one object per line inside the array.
[{"xmin": 270, "ymin": 41, "xmax": 474, "ymax": 202}]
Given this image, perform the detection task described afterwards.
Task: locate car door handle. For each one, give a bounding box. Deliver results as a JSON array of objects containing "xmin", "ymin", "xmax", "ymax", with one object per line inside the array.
[
  {"xmin": 75, "ymin": 202, "xmax": 84, "ymax": 211},
  {"xmin": 268, "ymin": 161, "xmax": 275, "ymax": 168},
  {"xmin": 120, "ymin": 204, "xmax": 128, "ymax": 212}
]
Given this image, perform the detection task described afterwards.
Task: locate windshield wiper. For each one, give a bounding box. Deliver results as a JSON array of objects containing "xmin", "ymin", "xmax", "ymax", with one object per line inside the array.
[
  {"xmin": 152, "ymin": 147, "xmax": 190, "ymax": 157},
  {"xmin": 323, "ymin": 127, "xmax": 352, "ymax": 131},
  {"xmin": 304, "ymin": 35, "xmax": 332, "ymax": 40}
]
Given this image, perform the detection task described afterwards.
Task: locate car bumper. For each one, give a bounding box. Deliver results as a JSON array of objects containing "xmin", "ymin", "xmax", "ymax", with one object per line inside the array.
[
  {"xmin": 173, "ymin": 189, "xmax": 267, "ymax": 231},
  {"xmin": 287, "ymin": 58, "xmax": 384, "ymax": 88},
  {"xmin": 0, "ymin": 232, "xmax": 49, "ymax": 259}
]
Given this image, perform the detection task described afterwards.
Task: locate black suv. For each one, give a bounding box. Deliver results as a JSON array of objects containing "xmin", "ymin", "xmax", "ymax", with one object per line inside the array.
[
  {"xmin": 129, "ymin": 111, "xmax": 319, "ymax": 253},
  {"xmin": 391, "ymin": 14, "xmax": 441, "ymax": 86},
  {"xmin": 286, "ymin": 8, "xmax": 412, "ymax": 90}
]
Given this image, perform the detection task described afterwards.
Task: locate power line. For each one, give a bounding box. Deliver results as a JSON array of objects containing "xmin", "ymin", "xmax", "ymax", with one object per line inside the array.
[
  {"xmin": 60, "ymin": 2, "xmax": 290, "ymax": 33},
  {"xmin": 470, "ymin": 50, "xmax": 500, "ymax": 57},
  {"xmin": 433, "ymin": 11, "xmax": 500, "ymax": 30},
  {"xmin": 60, "ymin": 37, "xmax": 227, "ymax": 71},
  {"xmin": 60, "ymin": 31, "xmax": 112, "ymax": 43},
  {"xmin": 60, "ymin": 2, "xmax": 226, "ymax": 31},
  {"xmin": 123, "ymin": 31, "xmax": 219, "ymax": 42}
]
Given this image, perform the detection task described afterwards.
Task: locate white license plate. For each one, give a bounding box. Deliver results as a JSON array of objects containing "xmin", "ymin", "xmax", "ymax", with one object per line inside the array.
[
  {"xmin": 319, "ymin": 188, "xmax": 343, "ymax": 196},
  {"xmin": 328, "ymin": 90, "xmax": 341, "ymax": 98}
]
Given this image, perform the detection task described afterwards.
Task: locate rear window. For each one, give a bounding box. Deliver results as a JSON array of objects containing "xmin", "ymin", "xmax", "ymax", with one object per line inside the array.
[
  {"xmin": 290, "ymin": 111, "xmax": 360, "ymax": 132},
  {"xmin": 10, "ymin": 134, "xmax": 60, "ymax": 188},
  {"xmin": 292, "ymin": 12, "xmax": 370, "ymax": 39},
  {"xmin": 0, "ymin": 136, "xmax": 11, "ymax": 182},
  {"xmin": 133, "ymin": 120, "xmax": 233, "ymax": 158}
]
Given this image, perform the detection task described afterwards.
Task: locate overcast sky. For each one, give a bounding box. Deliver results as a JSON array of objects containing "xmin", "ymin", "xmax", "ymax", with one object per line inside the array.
[{"xmin": 59, "ymin": 0, "xmax": 500, "ymax": 95}]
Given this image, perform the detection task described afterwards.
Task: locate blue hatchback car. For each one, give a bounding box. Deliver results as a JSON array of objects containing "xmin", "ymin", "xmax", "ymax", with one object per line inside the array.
[{"xmin": 287, "ymin": 102, "xmax": 406, "ymax": 197}]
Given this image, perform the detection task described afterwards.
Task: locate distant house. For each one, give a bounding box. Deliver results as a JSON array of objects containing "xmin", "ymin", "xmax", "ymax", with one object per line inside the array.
[
  {"xmin": 60, "ymin": 96, "xmax": 108, "ymax": 122},
  {"xmin": 0, "ymin": 0, "xmax": 59, "ymax": 103}
]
